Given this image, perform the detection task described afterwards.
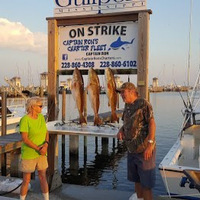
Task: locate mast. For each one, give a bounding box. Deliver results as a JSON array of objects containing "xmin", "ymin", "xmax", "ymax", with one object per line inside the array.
[{"xmin": 187, "ymin": 0, "xmax": 193, "ymax": 87}]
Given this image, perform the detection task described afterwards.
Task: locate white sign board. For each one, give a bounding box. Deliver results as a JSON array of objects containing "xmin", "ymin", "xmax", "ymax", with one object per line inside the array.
[
  {"xmin": 58, "ymin": 21, "xmax": 138, "ymax": 70},
  {"xmin": 54, "ymin": 0, "xmax": 146, "ymax": 17}
]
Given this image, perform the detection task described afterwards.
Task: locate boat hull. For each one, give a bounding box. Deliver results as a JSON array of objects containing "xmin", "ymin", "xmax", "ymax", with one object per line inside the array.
[
  {"xmin": 0, "ymin": 117, "xmax": 21, "ymax": 135},
  {"xmin": 159, "ymin": 125, "xmax": 200, "ymax": 199},
  {"xmin": 159, "ymin": 168, "xmax": 200, "ymax": 199}
]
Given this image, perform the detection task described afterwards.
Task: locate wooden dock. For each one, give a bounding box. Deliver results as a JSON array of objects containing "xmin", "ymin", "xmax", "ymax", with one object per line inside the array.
[
  {"xmin": 0, "ymin": 133, "xmax": 22, "ymax": 176},
  {"xmin": 0, "ymin": 133, "xmax": 22, "ymax": 154}
]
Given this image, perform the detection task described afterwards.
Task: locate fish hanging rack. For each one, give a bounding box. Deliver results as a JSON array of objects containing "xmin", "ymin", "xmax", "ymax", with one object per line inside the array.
[{"xmin": 57, "ymin": 68, "xmax": 137, "ymax": 76}]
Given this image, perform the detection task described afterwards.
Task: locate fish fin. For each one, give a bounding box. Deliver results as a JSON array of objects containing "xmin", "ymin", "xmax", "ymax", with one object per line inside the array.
[{"xmin": 117, "ymin": 37, "xmax": 121, "ymax": 42}]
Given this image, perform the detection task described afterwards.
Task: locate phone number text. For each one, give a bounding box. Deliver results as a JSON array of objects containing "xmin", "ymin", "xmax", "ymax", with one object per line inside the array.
[{"xmin": 61, "ymin": 60, "xmax": 137, "ymax": 69}]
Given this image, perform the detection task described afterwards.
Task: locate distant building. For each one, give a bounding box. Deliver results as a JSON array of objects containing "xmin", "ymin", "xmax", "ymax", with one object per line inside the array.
[
  {"xmin": 67, "ymin": 78, "xmax": 72, "ymax": 90},
  {"xmin": 40, "ymin": 72, "xmax": 48, "ymax": 91},
  {"xmin": 150, "ymin": 77, "xmax": 163, "ymax": 92},
  {"xmin": 115, "ymin": 76, "xmax": 123, "ymax": 88},
  {"xmin": 60, "ymin": 79, "xmax": 72, "ymax": 89},
  {"xmin": 10, "ymin": 77, "xmax": 21, "ymax": 88},
  {"xmin": 60, "ymin": 81, "xmax": 67, "ymax": 88},
  {"xmin": 152, "ymin": 77, "xmax": 158, "ymax": 88}
]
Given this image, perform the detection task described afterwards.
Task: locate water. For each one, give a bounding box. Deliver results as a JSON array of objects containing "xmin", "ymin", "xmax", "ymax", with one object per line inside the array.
[{"xmin": 56, "ymin": 92, "xmax": 186, "ymax": 195}]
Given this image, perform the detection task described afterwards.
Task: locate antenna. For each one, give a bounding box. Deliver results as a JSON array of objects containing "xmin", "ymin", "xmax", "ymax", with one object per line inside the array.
[{"xmin": 187, "ymin": 0, "xmax": 193, "ymax": 87}]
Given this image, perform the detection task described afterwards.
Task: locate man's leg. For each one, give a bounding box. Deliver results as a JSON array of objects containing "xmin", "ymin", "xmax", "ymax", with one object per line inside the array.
[
  {"xmin": 142, "ymin": 187, "xmax": 153, "ymax": 200},
  {"xmin": 135, "ymin": 182, "xmax": 143, "ymax": 198}
]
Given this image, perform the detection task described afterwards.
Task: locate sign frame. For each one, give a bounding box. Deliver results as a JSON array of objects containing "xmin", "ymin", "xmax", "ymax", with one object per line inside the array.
[{"xmin": 58, "ymin": 21, "xmax": 138, "ymax": 71}]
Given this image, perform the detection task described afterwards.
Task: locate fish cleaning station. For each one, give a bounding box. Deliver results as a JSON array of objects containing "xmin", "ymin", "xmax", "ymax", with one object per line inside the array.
[{"xmin": 46, "ymin": 0, "xmax": 152, "ymax": 191}]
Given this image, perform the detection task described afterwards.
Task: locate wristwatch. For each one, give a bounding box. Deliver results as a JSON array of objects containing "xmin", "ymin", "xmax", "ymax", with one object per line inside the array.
[{"xmin": 148, "ymin": 139, "xmax": 154, "ymax": 144}]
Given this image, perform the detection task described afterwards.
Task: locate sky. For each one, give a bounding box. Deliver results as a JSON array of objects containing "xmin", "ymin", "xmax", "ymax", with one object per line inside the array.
[{"xmin": 0, "ymin": 0, "xmax": 200, "ymax": 87}]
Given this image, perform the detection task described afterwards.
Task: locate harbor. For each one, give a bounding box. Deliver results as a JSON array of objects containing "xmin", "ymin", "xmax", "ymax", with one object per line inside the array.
[
  {"xmin": 1, "ymin": 0, "xmax": 200, "ymax": 199},
  {"xmin": 0, "ymin": 92, "xmax": 197, "ymax": 199},
  {"xmin": 0, "ymin": 75, "xmax": 190, "ymax": 98}
]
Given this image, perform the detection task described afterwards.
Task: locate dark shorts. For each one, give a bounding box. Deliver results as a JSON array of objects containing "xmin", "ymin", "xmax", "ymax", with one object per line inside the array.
[{"xmin": 127, "ymin": 149, "xmax": 156, "ymax": 189}]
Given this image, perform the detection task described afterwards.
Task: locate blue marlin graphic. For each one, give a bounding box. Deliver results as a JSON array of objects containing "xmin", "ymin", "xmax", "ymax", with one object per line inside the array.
[{"xmin": 108, "ymin": 37, "xmax": 135, "ymax": 51}]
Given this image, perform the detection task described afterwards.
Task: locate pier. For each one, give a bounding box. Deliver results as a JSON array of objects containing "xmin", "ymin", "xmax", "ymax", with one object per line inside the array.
[{"xmin": 0, "ymin": 133, "xmax": 22, "ymax": 177}]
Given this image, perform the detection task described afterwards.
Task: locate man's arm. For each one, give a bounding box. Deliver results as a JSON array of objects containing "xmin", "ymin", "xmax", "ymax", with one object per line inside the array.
[
  {"xmin": 143, "ymin": 117, "xmax": 156, "ymax": 160},
  {"xmin": 148, "ymin": 117, "xmax": 156, "ymax": 142},
  {"xmin": 117, "ymin": 126, "xmax": 124, "ymax": 141}
]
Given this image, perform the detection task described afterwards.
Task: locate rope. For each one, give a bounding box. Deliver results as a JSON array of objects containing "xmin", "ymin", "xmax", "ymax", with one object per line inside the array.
[
  {"xmin": 0, "ymin": 182, "xmax": 22, "ymax": 196},
  {"xmin": 162, "ymin": 165, "xmax": 171, "ymax": 198}
]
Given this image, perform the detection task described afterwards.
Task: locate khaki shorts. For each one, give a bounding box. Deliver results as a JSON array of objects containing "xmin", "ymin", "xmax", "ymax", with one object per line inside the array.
[{"xmin": 20, "ymin": 156, "xmax": 48, "ymax": 173}]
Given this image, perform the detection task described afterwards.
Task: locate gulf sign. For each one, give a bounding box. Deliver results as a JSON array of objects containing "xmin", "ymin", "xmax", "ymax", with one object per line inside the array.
[{"xmin": 54, "ymin": 0, "xmax": 147, "ymax": 17}]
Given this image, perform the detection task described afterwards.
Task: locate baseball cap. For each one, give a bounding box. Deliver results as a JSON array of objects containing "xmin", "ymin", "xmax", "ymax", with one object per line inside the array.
[{"xmin": 116, "ymin": 82, "xmax": 137, "ymax": 92}]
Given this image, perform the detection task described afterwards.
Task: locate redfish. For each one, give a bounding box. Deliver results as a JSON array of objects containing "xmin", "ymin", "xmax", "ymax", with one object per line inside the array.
[
  {"xmin": 105, "ymin": 68, "xmax": 118, "ymax": 123},
  {"xmin": 87, "ymin": 68, "xmax": 103, "ymax": 126},
  {"xmin": 71, "ymin": 68, "xmax": 86, "ymax": 124}
]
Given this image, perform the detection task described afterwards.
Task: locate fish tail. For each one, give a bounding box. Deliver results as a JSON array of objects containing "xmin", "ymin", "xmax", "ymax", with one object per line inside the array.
[
  {"xmin": 94, "ymin": 115, "xmax": 103, "ymax": 126},
  {"xmin": 111, "ymin": 112, "xmax": 119, "ymax": 123},
  {"xmin": 80, "ymin": 114, "xmax": 87, "ymax": 125},
  {"xmin": 130, "ymin": 38, "xmax": 135, "ymax": 44}
]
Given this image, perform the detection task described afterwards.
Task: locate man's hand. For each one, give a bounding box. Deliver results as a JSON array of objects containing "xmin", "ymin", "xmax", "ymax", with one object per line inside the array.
[
  {"xmin": 143, "ymin": 144, "xmax": 154, "ymax": 160},
  {"xmin": 117, "ymin": 131, "xmax": 124, "ymax": 141}
]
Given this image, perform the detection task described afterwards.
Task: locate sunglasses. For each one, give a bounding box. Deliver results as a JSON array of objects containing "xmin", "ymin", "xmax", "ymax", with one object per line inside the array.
[{"xmin": 36, "ymin": 105, "xmax": 43, "ymax": 108}]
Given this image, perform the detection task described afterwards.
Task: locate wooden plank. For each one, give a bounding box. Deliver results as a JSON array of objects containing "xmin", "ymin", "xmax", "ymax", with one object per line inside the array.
[
  {"xmin": 137, "ymin": 11, "xmax": 150, "ymax": 99},
  {"xmin": 48, "ymin": 19, "xmax": 59, "ymax": 121},
  {"xmin": 0, "ymin": 133, "xmax": 21, "ymax": 141},
  {"xmin": 0, "ymin": 137, "xmax": 21, "ymax": 143},
  {"xmin": 1, "ymin": 92, "xmax": 7, "ymax": 136},
  {"xmin": 0, "ymin": 133, "xmax": 22, "ymax": 154},
  {"xmin": 46, "ymin": 10, "xmax": 152, "ymax": 26},
  {"xmin": 57, "ymin": 69, "xmax": 137, "ymax": 75},
  {"xmin": 0, "ymin": 142, "xmax": 22, "ymax": 154},
  {"xmin": 47, "ymin": 18, "xmax": 62, "ymax": 191}
]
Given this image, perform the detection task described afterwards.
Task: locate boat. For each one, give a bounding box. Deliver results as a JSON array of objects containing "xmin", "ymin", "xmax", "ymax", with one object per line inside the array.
[
  {"xmin": 159, "ymin": 124, "xmax": 200, "ymax": 199},
  {"xmin": 159, "ymin": 59, "xmax": 200, "ymax": 197},
  {"xmin": 159, "ymin": 1, "xmax": 200, "ymax": 198},
  {"xmin": 0, "ymin": 102, "xmax": 24, "ymax": 135}
]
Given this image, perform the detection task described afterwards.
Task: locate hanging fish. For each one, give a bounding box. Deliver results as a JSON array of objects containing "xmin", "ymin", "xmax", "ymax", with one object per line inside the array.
[
  {"xmin": 87, "ymin": 68, "xmax": 103, "ymax": 126},
  {"xmin": 71, "ymin": 68, "xmax": 86, "ymax": 124},
  {"xmin": 105, "ymin": 68, "xmax": 119, "ymax": 123}
]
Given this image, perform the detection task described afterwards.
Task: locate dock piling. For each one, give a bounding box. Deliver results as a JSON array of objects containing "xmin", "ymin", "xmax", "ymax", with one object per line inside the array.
[{"xmin": 1, "ymin": 92, "xmax": 7, "ymax": 176}]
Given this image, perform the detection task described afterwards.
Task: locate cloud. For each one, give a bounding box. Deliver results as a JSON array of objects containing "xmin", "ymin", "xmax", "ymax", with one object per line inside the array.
[{"xmin": 0, "ymin": 18, "xmax": 47, "ymax": 54}]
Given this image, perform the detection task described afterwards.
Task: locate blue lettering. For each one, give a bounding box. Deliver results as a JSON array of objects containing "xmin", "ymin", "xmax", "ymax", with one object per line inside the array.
[{"xmin": 55, "ymin": 0, "xmax": 72, "ymax": 7}]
